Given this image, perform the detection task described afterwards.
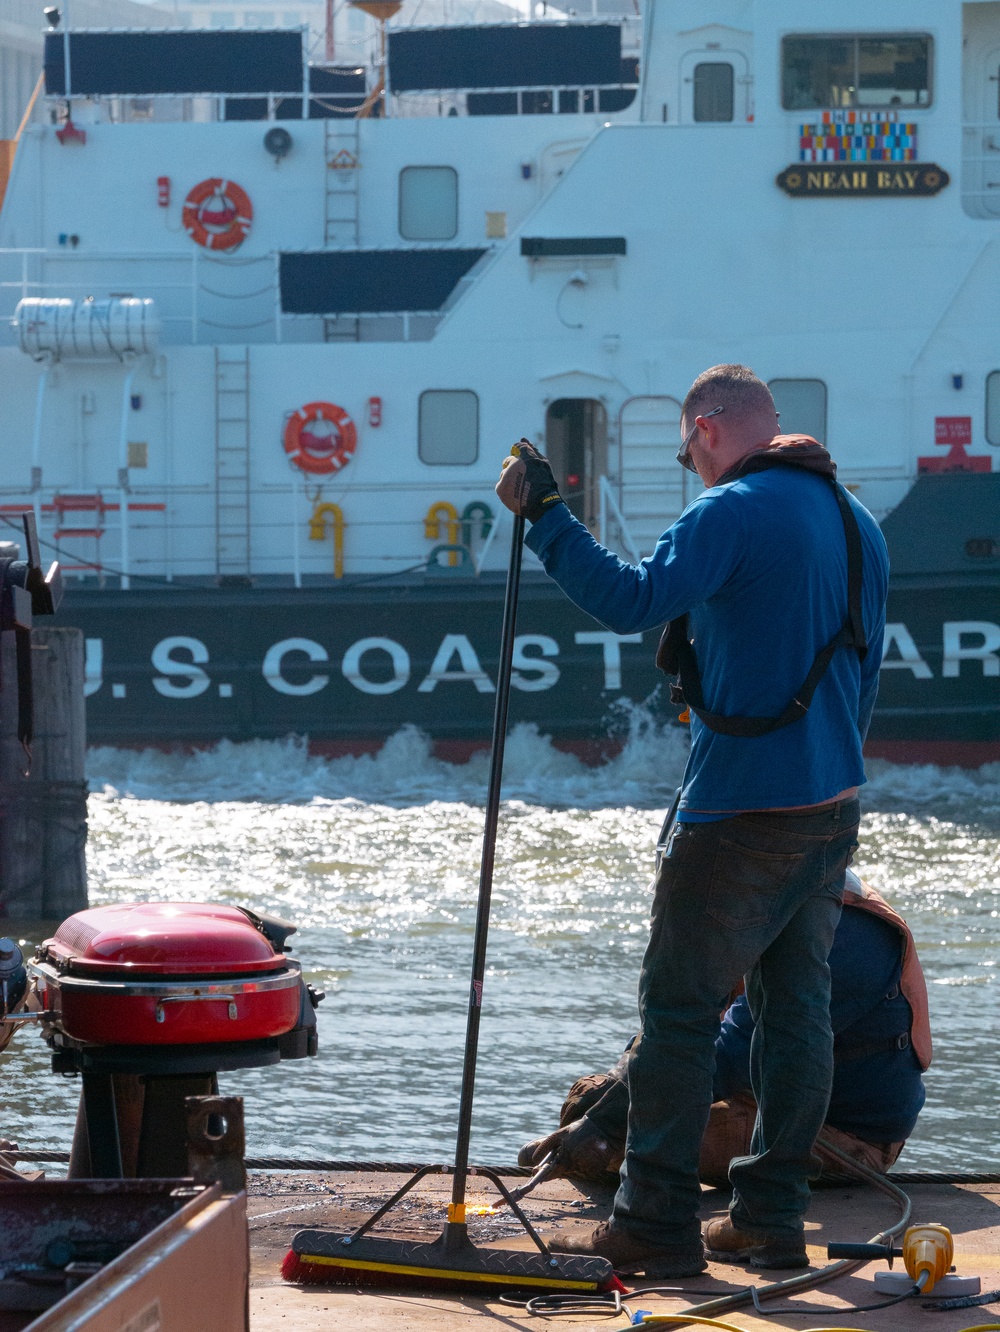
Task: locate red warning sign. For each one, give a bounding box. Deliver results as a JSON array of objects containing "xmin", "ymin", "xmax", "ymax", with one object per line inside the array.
[{"xmin": 934, "ymin": 416, "xmax": 972, "ymax": 446}]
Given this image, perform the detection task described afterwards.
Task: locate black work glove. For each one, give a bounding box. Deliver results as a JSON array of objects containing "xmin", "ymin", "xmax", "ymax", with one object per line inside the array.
[{"xmin": 495, "ymin": 438, "xmax": 564, "ymax": 524}]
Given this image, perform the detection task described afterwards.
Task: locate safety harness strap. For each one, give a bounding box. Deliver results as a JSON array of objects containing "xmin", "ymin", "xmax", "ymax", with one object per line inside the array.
[{"xmin": 656, "ymin": 474, "xmax": 867, "ymax": 738}]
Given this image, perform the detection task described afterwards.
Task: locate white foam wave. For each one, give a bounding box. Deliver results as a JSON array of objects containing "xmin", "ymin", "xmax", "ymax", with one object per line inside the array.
[
  {"xmin": 86, "ymin": 704, "xmax": 689, "ymax": 808},
  {"xmin": 86, "ymin": 706, "xmax": 1000, "ymax": 814},
  {"xmin": 864, "ymin": 758, "xmax": 1000, "ymax": 815}
]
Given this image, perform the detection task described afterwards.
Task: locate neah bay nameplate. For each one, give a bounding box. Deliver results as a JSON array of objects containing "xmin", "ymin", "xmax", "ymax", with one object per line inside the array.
[{"xmin": 776, "ymin": 163, "xmax": 949, "ymax": 198}]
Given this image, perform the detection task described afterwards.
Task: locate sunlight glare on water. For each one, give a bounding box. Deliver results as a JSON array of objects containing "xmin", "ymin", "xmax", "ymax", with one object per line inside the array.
[{"xmin": 3, "ymin": 714, "xmax": 998, "ymax": 1171}]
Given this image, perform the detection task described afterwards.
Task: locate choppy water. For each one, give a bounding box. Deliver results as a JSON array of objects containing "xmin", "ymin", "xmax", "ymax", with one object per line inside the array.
[{"xmin": 3, "ymin": 711, "xmax": 999, "ymax": 1171}]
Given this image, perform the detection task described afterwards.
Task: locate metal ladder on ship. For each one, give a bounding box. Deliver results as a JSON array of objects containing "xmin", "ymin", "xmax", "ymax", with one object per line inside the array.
[
  {"xmin": 214, "ymin": 346, "xmax": 251, "ymax": 582},
  {"xmin": 323, "ymin": 118, "xmax": 360, "ymax": 342}
]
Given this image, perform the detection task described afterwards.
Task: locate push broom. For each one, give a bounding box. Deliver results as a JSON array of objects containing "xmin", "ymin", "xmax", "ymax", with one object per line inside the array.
[{"xmin": 282, "ymin": 510, "xmax": 615, "ymax": 1295}]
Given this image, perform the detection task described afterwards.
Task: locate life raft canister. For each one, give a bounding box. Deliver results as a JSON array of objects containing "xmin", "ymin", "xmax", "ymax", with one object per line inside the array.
[
  {"xmin": 284, "ymin": 402, "xmax": 357, "ymax": 475},
  {"xmin": 182, "ymin": 178, "xmax": 253, "ymax": 251}
]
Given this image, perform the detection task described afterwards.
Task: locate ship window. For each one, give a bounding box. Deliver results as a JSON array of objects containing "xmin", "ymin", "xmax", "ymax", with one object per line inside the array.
[
  {"xmin": 419, "ymin": 390, "xmax": 479, "ymax": 465},
  {"xmin": 768, "ymin": 379, "xmax": 827, "ymax": 443},
  {"xmin": 985, "ymin": 372, "xmax": 1000, "ymax": 446},
  {"xmin": 693, "ymin": 62, "xmax": 734, "ymax": 122},
  {"xmin": 399, "ymin": 167, "xmax": 458, "ymax": 241},
  {"xmin": 782, "ymin": 35, "xmax": 932, "ymax": 110}
]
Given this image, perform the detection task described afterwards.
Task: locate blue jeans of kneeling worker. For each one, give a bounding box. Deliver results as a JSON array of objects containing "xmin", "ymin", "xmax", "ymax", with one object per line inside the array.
[{"xmin": 613, "ymin": 799, "xmax": 860, "ymax": 1245}]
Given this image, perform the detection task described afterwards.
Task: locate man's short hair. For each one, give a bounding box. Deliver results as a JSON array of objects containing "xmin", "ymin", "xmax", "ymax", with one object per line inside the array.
[{"xmin": 681, "ymin": 364, "xmax": 775, "ymax": 427}]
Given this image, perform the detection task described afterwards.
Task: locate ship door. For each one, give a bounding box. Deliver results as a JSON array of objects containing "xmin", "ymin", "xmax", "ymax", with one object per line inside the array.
[
  {"xmin": 966, "ymin": 36, "xmax": 1000, "ymax": 216},
  {"xmin": 679, "ymin": 47, "xmax": 751, "ymax": 124},
  {"xmin": 545, "ymin": 399, "xmax": 607, "ymax": 532}
]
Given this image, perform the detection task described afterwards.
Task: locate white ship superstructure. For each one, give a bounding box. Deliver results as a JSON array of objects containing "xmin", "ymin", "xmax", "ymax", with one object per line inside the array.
[{"xmin": 0, "ymin": 2, "xmax": 996, "ymax": 761}]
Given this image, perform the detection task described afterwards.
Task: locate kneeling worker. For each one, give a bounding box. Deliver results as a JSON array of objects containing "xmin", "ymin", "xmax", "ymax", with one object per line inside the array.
[{"xmin": 521, "ymin": 870, "xmax": 931, "ymax": 1188}]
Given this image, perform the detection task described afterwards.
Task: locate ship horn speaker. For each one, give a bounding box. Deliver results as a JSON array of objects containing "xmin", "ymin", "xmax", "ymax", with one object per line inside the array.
[{"xmin": 264, "ymin": 127, "xmax": 293, "ymax": 162}]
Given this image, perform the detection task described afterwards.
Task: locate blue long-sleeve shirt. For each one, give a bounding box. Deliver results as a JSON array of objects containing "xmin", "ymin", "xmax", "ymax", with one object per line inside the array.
[
  {"xmin": 526, "ymin": 468, "xmax": 888, "ymax": 811},
  {"xmin": 714, "ymin": 906, "xmax": 925, "ymax": 1142}
]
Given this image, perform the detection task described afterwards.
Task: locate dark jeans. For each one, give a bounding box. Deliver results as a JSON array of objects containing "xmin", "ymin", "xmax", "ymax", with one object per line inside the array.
[{"xmin": 613, "ymin": 799, "xmax": 860, "ymax": 1245}]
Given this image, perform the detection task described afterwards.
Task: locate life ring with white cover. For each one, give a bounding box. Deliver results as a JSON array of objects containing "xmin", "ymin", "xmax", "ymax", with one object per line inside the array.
[
  {"xmin": 284, "ymin": 402, "xmax": 357, "ymax": 475},
  {"xmin": 182, "ymin": 178, "xmax": 253, "ymax": 251}
]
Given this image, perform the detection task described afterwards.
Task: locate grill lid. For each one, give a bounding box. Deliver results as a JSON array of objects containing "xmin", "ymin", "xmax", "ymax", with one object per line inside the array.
[{"xmin": 42, "ymin": 902, "xmax": 289, "ymax": 977}]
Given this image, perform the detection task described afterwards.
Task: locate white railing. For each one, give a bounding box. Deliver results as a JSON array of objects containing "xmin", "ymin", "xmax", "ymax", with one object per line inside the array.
[
  {"xmin": 598, "ymin": 473, "xmax": 641, "ymax": 563},
  {"xmin": 0, "ymin": 479, "xmax": 508, "ymax": 587},
  {"xmin": 0, "ymin": 248, "xmax": 450, "ymax": 346}
]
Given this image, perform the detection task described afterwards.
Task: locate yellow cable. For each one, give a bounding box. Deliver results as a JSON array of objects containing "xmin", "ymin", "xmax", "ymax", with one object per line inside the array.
[{"xmin": 638, "ymin": 1317, "xmax": 748, "ymax": 1330}]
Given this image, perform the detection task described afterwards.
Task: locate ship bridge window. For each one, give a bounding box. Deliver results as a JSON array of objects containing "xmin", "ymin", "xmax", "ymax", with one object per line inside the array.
[
  {"xmin": 693, "ymin": 62, "xmax": 735, "ymax": 122},
  {"xmin": 782, "ymin": 35, "xmax": 932, "ymax": 110},
  {"xmin": 399, "ymin": 166, "xmax": 459, "ymax": 241},
  {"xmin": 419, "ymin": 390, "xmax": 479, "ymax": 465},
  {"xmin": 768, "ymin": 378, "xmax": 827, "ymax": 444}
]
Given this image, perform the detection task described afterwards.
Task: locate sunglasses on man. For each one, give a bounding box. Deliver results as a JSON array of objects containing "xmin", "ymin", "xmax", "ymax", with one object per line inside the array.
[{"xmin": 676, "ymin": 405, "xmax": 724, "ymax": 475}]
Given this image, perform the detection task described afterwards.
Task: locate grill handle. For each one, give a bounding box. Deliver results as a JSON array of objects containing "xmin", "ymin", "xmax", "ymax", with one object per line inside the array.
[{"xmin": 155, "ymin": 994, "xmax": 238, "ymax": 1023}]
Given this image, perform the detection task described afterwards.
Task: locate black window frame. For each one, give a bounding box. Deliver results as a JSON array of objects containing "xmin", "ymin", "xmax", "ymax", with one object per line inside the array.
[{"xmin": 780, "ymin": 32, "xmax": 933, "ymax": 111}]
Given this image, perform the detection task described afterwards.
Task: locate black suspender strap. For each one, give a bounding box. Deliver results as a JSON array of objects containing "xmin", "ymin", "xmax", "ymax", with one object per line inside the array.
[{"xmin": 655, "ymin": 476, "xmax": 867, "ymax": 739}]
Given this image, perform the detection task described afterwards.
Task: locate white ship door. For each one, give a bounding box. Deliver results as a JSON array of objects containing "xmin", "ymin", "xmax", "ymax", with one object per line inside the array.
[
  {"xmin": 679, "ymin": 48, "xmax": 752, "ymax": 125},
  {"xmin": 618, "ymin": 396, "xmax": 700, "ymax": 556},
  {"xmin": 967, "ymin": 41, "xmax": 1000, "ymax": 216},
  {"xmin": 545, "ymin": 399, "xmax": 607, "ymax": 534}
]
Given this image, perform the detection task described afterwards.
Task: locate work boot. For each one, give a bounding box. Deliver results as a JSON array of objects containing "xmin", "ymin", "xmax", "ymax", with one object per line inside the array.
[
  {"xmin": 517, "ymin": 1117, "xmax": 623, "ymax": 1182},
  {"xmin": 549, "ymin": 1220, "xmax": 706, "ymax": 1277},
  {"xmin": 704, "ymin": 1216, "xmax": 809, "ymax": 1269}
]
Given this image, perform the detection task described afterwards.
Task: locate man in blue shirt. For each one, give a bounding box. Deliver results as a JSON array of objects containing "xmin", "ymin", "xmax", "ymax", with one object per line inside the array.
[{"xmin": 495, "ymin": 364, "xmax": 889, "ymax": 1277}]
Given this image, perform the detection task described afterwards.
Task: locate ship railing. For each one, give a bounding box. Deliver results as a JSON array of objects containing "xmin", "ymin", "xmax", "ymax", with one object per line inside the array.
[
  {"xmin": 47, "ymin": 78, "xmax": 641, "ymax": 125},
  {"xmin": 598, "ymin": 474, "xmax": 642, "ymax": 564},
  {"xmin": 960, "ymin": 124, "xmax": 1000, "ymax": 218},
  {"xmin": 0, "ymin": 480, "xmax": 515, "ymax": 588},
  {"xmin": 0, "ymin": 249, "xmax": 452, "ymax": 346},
  {"xmin": 0, "ymin": 248, "xmax": 282, "ymax": 346}
]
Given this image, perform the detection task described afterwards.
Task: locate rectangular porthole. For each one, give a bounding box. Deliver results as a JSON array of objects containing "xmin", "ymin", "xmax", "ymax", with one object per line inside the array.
[
  {"xmin": 768, "ymin": 379, "xmax": 828, "ymax": 444},
  {"xmin": 781, "ymin": 34, "xmax": 932, "ymax": 110},
  {"xmin": 399, "ymin": 166, "xmax": 458, "ymax": 241},
  {"xmin": 985, "ymin": 372, "xmax": 1000, "ymax": 446},
  {"xmin": 419, "ymin": 390, "xmax": 479, "ymax": 465}
]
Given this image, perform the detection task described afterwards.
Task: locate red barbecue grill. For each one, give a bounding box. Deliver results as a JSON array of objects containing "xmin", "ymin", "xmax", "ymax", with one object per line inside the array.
[{"xmin": 28, "ymin": 902, "xmax": 322, "ymax": 1178}]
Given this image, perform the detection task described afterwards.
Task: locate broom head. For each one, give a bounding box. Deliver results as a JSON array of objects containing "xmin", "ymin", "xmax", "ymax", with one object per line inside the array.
[{"xmin": 282, "ymin": 1225, "xmax": 617, "ymax": 1295}]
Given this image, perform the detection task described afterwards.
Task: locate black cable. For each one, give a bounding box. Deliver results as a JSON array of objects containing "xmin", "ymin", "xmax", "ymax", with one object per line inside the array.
[{"xmin": 751, "ymin": 1286, "xmax": 920, "ymax": 1314}]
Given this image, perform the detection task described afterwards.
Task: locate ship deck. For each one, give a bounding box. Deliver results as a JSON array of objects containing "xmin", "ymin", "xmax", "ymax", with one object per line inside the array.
[{"xmin": 247, "ymin": 1169, "xmax": 1000, "ymax": 1330}]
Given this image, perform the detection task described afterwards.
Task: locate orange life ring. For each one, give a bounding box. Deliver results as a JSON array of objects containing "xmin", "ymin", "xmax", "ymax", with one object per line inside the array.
[
  {"xmin": 284, "ymin": 402, "xmax": 357, "ymax": 475},
  {"xmin": 182, "ymin": 178, "xmax": 253, "ymax": 251}
]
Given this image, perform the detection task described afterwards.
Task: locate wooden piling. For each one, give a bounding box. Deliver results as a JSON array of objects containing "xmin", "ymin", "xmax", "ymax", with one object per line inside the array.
[{"xmin": 0, "ymin": 625, "xmax": 88, "ymax": 920}]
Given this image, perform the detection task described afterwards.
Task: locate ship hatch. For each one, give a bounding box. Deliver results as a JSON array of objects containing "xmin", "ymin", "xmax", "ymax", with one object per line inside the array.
[{"xmin": 545, "ymin": 399, "xmax": 608, "ymax": 534}]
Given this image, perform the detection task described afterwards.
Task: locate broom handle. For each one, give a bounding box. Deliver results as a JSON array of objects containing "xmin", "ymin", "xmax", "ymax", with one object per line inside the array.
[{"xmin": 451, "ymin": 511, "xmax": 524, "ymax": 1211}]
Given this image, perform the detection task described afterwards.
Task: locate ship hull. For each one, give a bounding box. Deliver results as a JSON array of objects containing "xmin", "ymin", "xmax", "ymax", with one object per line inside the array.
[{"xmin": 56, "ymin": 572, "xmax": 1000, "ymax": 767}]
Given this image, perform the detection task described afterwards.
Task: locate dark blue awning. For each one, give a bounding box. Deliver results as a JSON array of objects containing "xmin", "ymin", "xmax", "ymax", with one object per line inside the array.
[
  {"xmin": 387, "ymin": 23, "xmax": 622, "ymax": 92},
  {"xmin": 280, "ymin": 250, "xmax": 488, "ymax": 315},
  {"xmin": 45, "ymin": 30, "xmax": 304, "ymax": 96}
]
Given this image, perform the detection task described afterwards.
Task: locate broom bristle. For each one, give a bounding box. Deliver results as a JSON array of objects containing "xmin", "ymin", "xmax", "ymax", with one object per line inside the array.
[{"xmin": 280, "ymin": 1245, "xmax": 626, "ymax": 1295}]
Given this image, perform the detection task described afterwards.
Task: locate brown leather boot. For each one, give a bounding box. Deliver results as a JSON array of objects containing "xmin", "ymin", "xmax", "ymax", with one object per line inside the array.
[
  {"xmin": 704, "ymin": 1216, "xmax": 809, "ymax": 1269},
  {"xmin": 550, "ymin": 1221, "xmax": 706, "ymax": 1277}
]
